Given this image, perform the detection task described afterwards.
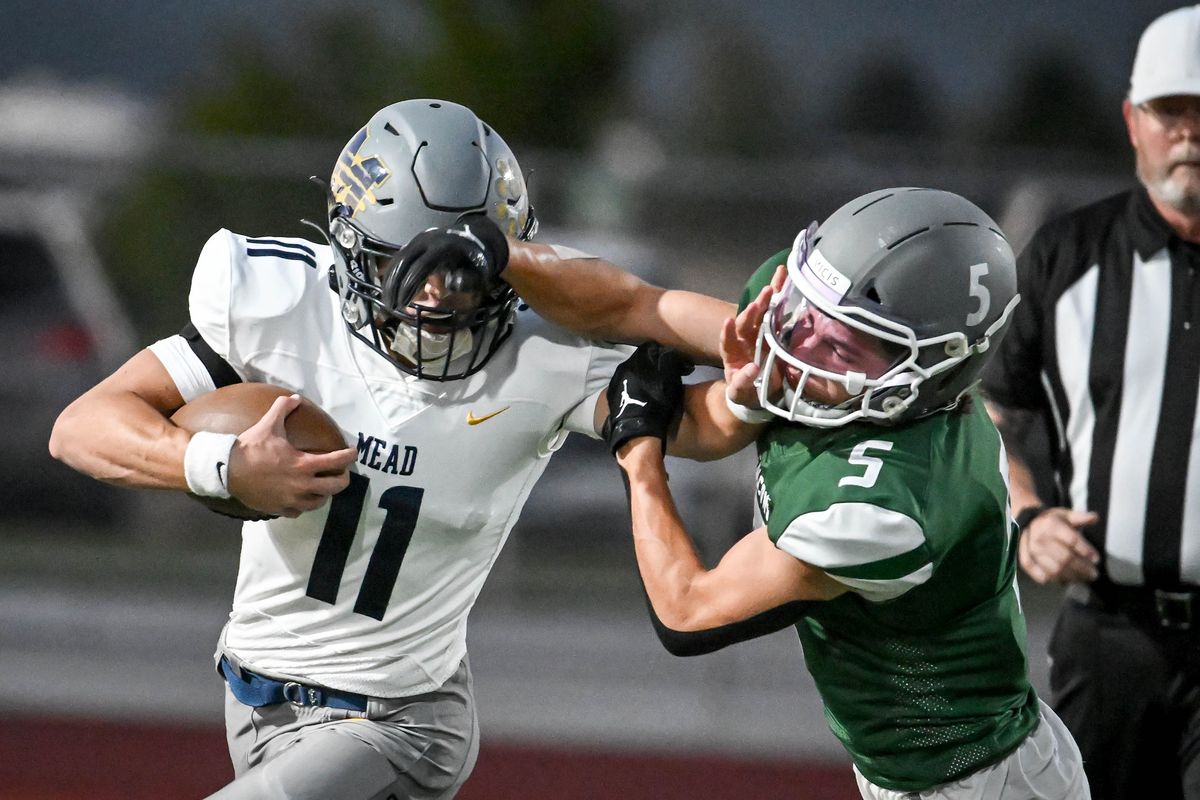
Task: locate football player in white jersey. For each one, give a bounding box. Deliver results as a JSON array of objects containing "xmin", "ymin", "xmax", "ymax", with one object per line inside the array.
[{"xmin": 48, "ymin": 99, "xmax": 731, "ymax": 800}]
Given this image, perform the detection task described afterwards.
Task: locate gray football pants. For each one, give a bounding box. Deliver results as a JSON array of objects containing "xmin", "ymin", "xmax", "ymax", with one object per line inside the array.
[{"xmin": 205, "ymin": 658, "xmax": 479, "ymax": 800}]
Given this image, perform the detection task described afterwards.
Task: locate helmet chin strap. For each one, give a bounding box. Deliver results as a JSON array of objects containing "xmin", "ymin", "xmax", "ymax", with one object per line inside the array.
[{"xmin": 388, "ymin": 323, "xmax": 476, "ymax": 365}]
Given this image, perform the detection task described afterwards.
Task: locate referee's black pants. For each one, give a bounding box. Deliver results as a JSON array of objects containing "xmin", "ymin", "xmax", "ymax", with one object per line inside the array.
[{"xmin": 1050, "ymin": 593, "xmax": 1200, "ymax": 800}]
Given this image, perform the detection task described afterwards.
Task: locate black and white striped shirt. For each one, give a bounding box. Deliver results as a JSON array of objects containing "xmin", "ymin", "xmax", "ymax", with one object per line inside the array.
[{"xmin": 984, "ymin": 188, "xmax": 1200, "ymax": 590}]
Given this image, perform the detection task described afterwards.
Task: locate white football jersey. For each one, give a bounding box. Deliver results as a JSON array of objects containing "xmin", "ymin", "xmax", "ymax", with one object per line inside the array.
[{"xmin": 151, "ymin": 229, "xmax": 630, "ymax": 697}]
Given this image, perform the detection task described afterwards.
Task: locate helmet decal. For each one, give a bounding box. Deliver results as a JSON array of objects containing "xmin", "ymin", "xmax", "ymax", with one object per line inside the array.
[
  {"xmin": 331, "ymin": 126, "xmax": 393, "ymax": 218},
  {"xmin": 492, "ymin": 157, "xmax": 529, "ymax": 237},
  {"xmin": 788, "ymin": 224, "xmax": 851, "ymax": 306}
]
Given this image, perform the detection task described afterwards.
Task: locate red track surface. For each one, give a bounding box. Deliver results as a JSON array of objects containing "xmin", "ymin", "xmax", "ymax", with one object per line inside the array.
[{"xmin": 0, "ymin": 715, "xmax": 858, "ymax": 799}]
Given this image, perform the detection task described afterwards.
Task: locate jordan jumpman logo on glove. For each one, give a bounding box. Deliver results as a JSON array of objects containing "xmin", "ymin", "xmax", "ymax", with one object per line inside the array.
[
  {"xmin": 602, "ymin": 344, "xmax": 694, "ymax": 455},
  {"xmin": 617, "ymin": 380, "xmax": 649, "ymax": 417}
]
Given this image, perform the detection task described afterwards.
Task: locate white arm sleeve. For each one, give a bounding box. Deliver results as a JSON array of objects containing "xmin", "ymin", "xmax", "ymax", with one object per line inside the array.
[
  {"xmin": 147, "ymin": 336, "xmax": 216, "ymax": 402},
  {"xmin": 145, "ymin": 229, "xmax": 242, "ymax": 402},
  {"xmin": 188, "ymin": 229, "xmax": 236, "ymax": 364}
]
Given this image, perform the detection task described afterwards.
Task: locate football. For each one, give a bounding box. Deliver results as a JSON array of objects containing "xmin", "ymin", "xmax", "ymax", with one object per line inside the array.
[{"xmin": 170, "ymin": 383, "xmax": 348, "ymax": 521}]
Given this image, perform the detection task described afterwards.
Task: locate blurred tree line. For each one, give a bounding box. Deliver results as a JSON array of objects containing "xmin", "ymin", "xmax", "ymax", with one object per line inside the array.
[{"xmin": 99, "ymin": 1, "xmax": 1127, "ymax": 338}]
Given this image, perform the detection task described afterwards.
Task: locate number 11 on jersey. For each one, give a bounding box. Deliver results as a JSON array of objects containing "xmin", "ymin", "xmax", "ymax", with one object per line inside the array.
[{"xmin": 306, "ymin": 472, "xmax": 425, "ymax": 621}]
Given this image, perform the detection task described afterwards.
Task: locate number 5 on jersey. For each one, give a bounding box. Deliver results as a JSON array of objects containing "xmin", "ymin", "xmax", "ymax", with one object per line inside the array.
[{"xmin": 839, "ymin": 440, "xmax": 894, "ymax": 488}]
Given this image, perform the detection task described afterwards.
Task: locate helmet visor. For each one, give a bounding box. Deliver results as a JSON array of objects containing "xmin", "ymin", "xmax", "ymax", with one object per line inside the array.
[
  {"xmin": 766, "ymin": 225, "xmax": 912, "ymax": 400},
  {"xmin": 750, "ymin": 225, "xmax": 922, "ymax": 428},
  {"xmin": 767, "ymin": 290, "xmax": 907, "ymax": 405}
]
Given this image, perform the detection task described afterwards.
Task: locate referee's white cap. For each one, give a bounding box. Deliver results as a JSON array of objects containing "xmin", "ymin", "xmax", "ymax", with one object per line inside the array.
[{"xmin": 1130, "ymin": 5, "xmax": 1200, "ymax": 104}]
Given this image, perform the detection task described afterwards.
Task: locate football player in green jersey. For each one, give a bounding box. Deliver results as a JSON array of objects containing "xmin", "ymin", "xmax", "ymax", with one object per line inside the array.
[
  {"xmin": 397, "ymin": 188, "xmax": 1091, "ymax": 798},
  {"xmin": 602, "ymin": 188, "xmax": 1090, "ymax": 799}
]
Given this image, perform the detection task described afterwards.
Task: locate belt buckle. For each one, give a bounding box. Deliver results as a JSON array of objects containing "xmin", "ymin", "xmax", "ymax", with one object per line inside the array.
[
  {"xmin": 282, "ymin": 681, "xmax": 325, "ymax": 706},
  {"xmin": 1154, "ymin": 589, "xmax": 1193, "ymax": 630}
]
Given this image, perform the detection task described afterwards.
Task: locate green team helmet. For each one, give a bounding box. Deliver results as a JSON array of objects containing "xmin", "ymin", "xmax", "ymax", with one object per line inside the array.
[
  {"xmin": 325, "ymin": 99, "xmax": 537, "ymax": 380},
  {"xmin": 756, "ymin": 187, "xmax": 1019, "ymax": 427}
]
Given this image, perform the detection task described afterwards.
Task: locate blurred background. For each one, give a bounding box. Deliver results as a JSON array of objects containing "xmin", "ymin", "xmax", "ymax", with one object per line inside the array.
[{"xmin": 0, "ymin": 0, "xmax": 1179, "ymax": 797}]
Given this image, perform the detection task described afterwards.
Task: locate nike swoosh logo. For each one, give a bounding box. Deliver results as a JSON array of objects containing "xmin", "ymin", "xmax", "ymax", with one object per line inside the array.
[
  {"xmin": 467, "ymin": 406, "xmax": 511, "ymax": 426},
  {"xmin": 216, "ymin": 461, "xmax": 228, "ymax": 490}
]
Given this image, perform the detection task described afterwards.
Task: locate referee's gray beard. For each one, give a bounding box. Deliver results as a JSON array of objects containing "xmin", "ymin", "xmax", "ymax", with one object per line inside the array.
[{"xmin": 1140, "ymin": 151, "xmax": 1200, "ymax": 216}]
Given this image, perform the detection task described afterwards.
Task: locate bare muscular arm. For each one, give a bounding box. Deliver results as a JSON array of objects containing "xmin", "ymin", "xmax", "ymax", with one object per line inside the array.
[
  {"xmin": 50, "ymin": 349, "xmax": 355, "ymax": 517},
  {"xmin": 50, "ymin": 349, "xmax": 191, "ymax": 489},
  {"xmin": 617, "ymin": 437, "xmax": 845, "ymax": 633},
  {"xmin": 504, "ymin": 240, "xmax": 735, "ymax": 366}
]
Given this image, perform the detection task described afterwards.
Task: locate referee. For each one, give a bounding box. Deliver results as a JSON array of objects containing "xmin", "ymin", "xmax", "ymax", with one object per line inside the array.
[{"xmin": 983, "ymin": 6, "xmax": 1200, "ymax": 799}]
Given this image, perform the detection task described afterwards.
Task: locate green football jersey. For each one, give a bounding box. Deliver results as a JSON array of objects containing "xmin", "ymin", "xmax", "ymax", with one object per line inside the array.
[{"xmin": 744, "ymin": 253, "xmax": 1038, "ymax": 791}]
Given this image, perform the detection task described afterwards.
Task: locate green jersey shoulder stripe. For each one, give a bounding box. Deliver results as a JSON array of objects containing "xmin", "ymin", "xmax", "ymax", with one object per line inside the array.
[
  {"xmin": 825, "ymin": 561, "xmax": 933, "ymax": 601},
  {"xmin": 775, "ymin": 502, "xmax": 932, "ymax": 600}
]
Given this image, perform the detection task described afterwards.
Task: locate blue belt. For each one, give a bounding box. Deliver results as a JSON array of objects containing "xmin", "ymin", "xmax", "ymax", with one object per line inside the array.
[{"xmin": 219, "ymin": 656, "xmax": 369, "ymax": 712}]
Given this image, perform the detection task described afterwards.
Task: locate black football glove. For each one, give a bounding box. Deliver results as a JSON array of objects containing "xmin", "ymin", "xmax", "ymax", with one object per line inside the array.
[
  {"xmin": 385, "ymin": 214, "xmax": 510, "ymax": 308},
  {"xmin": 602, "ymin": 343, "xmax": 695, "ymax": 455}
]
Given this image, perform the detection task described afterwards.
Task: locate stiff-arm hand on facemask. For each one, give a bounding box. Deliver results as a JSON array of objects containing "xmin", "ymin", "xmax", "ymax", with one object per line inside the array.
[{"xmin": 387, "ymin": 214, "xmax": 510, "ymax": 309}]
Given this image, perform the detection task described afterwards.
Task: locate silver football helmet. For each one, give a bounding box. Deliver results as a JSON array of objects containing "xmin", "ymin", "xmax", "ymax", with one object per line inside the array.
[
  {"xmin": 756, "ymin": 187, "xmax": 1019, "ymax": 427},
  {"xmin": 326, "ymin": 99, "xmax": 537, "ymax": 380}
]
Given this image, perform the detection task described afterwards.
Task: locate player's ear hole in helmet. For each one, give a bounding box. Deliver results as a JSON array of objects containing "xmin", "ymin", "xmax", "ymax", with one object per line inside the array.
[
  {"xmin": 755, "ymin": 188, "xmax": 1020, "ymax": 427},
  {"xmin": 317, "ymin": 99, "xmax": 538, "ymax": 381}
]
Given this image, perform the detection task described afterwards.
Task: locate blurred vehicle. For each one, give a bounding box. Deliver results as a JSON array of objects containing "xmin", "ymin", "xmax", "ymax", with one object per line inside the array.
[{"xmin": 0, "ymin": 191, "xmax": 136, "ymax": 522}]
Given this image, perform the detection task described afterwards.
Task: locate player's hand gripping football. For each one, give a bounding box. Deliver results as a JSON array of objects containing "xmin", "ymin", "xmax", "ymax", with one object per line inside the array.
[
  {"xmin": 722, "ymin": 264, "xmax": 786, "ymax": 409},
  {"xmin": 387, "ymin": 214, "xmax": 509, "ymax": 306},
  {"xmin": 230, "ymin": 395, "xmax": 357, "ymax": 518},
  {"xmin": 602, "ymin": 343, "xmax": 694, "ymax": 456}
]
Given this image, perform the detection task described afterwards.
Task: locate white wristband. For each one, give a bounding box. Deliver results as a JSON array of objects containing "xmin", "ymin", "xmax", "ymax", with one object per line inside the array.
[
  {"xmin": 725, "ymin": 391, "xmax": 774, "ymax": 424},
  {"xmin": 183, "ymin": 431, "xmax": 238, "ymax": 498}
]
